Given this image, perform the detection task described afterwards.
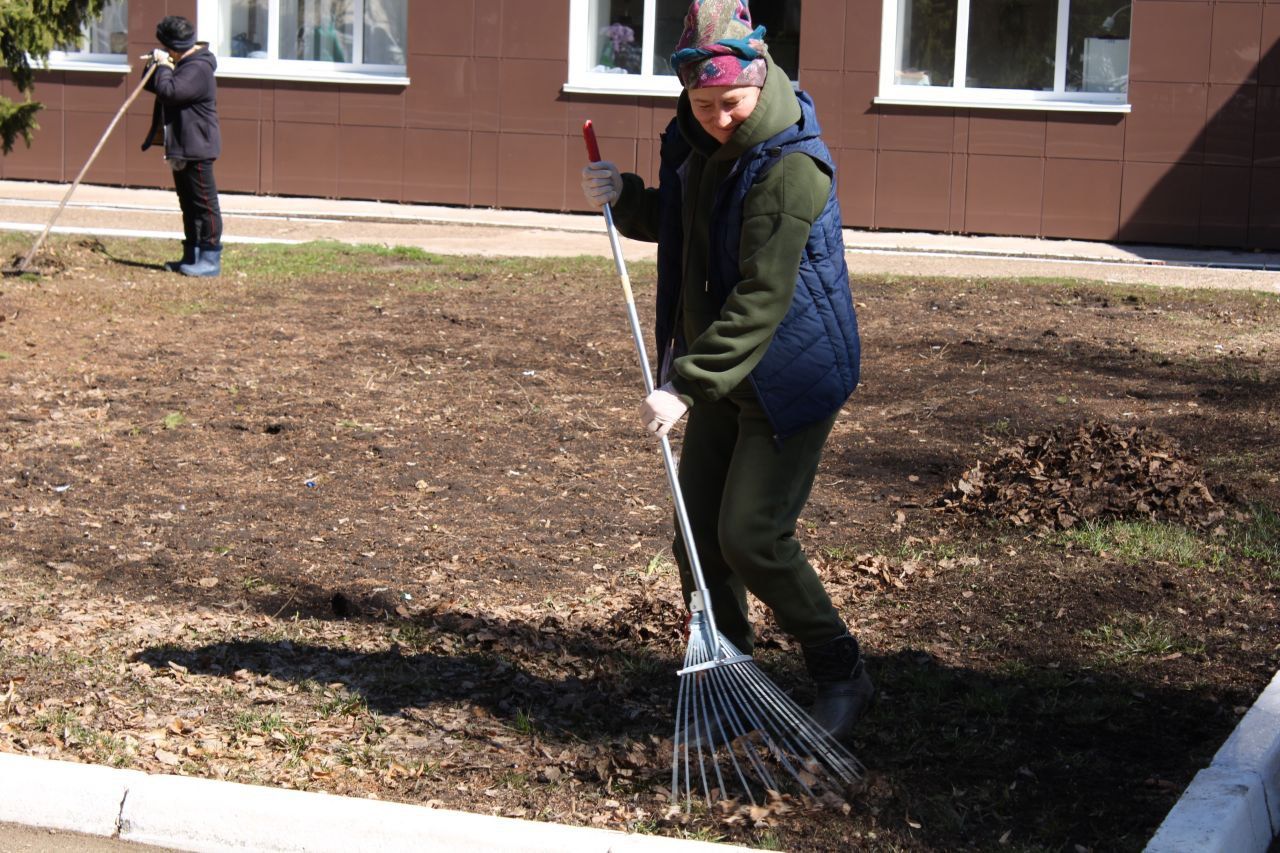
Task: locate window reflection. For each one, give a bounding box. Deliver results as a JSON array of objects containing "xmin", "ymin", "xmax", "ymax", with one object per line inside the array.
[
  {"xmin": 220, "ymin": 0, "xmax": 406, "ymax": 65},
  {"xmin": 281, "ymin": 0, "xmax": 354, "ymax": 62},
  {"xmin": 363, "ymin": 0, "xmax": 406, "ymax": 65},
  {"xmin": 224, "ymin": 0, "xmax": 269, "ymax": 58},
  {"xmin": 588, "ymin": 0, "xmax": 802, "ymax": 81},
  {"xmin": 60, "ymin": 0, "xmax": 128, "ymax": 55},
  {"xmin": 894, "ymin": 0, "xmax": 957, "ymax": 87},
  {"xmin": 1068, "ymin": 1, "xmax": 1130, "ymax": 93},
  {"xmin": 891, "ymin": 0, "xmax": 1129, "ymax": 96},
  {"xmin": 591, "ymin": 0, "xmax": 643, "ymax": 74},
  {"xmin": 966, "ymin": 0, "xmax": 1056, "ymax": 90}
]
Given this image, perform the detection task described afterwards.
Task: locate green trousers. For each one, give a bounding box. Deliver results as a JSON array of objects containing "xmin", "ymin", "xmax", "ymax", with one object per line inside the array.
[{"xmin": 672, "ymin": 395, "xmax": 847, "ymax": 654}]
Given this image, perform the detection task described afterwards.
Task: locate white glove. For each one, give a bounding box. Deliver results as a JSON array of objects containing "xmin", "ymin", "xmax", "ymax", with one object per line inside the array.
[
  {"xmin": 581, "ymin": 161, "xmax": 622, "ymax": 208},
  {"xmin": 640, "ymin": 383, "xmax": 689, "ymax": 438},
  {"xmin": 149, "ymin": 48, "xmax": 174, "ymax": 67}
]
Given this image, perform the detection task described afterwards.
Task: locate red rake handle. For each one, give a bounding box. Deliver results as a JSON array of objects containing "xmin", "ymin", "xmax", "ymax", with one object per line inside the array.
[{"xmin": 582, "ymin": 119, "xmax": 602, "ymax": 162}]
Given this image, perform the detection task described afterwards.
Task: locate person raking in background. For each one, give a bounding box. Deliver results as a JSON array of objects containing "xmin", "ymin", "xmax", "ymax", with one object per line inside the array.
[
  {"xmin": 581, "ymin": 0, "xmax": 872, "ymax": 742},
  {"xmin": 142, "ymin": 15, "xmax": 223, "ymax": 278}
]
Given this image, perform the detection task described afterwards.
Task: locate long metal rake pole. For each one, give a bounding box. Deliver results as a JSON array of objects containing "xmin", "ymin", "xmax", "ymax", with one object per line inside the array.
[
  {"xmin": 581, "ymin": 120, "xmax": 728, "ymax": 651},
  {"xmin": 12, "ymin": 61, "xmax": 157, "ymax": 273}
]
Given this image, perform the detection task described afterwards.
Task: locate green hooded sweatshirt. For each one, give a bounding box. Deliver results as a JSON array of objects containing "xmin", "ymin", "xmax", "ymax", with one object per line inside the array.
[{"xmin": 612, "ymin": 55, "xmax": 832, "ymax": 409}]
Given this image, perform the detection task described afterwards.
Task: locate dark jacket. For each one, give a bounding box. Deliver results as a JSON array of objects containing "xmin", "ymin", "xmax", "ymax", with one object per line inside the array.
[
  {"xmin": 704, "ymin": 92, "xmax": 860, "ymax": 439},
  {"xmin": 141, "ymin": 45, "xmax": 220, "ymax": 161},
  {"xmin": 611, "ymin": 57, "xmax": 860, "ymax": 439}
]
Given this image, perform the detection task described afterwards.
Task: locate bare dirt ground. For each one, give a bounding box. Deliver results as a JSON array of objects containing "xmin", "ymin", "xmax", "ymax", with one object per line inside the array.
[{"xmin": 1, "ymin": 235, "xmax": 1278, "ymax": 852}]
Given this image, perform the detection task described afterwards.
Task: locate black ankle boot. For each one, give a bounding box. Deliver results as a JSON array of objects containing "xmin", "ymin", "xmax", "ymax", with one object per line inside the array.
[
  {"xmin": 802, "ymin": 633, "xmax": 875, "ymax": 741},
  {"xmin": 164, "ymin": 241, "xmax": 196, "ymax": 272}
]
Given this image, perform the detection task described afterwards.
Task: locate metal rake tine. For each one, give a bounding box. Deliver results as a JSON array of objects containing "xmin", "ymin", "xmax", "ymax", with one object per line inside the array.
[
  {"xmin": 733, "ymin": 662, "xmax": 864, "ymax": 783},
  {"xmin": 694, "ymin": 673, "xmax": 737, "ymax": 801},
  {"xmin": 715, "ymin": 664, "xmax": 814, "ymax": 795},
  {"xmin": 704, "ymin": 667, "xmax": 778, "ymax": 802},
  {"xmin": 672, "ymin": 662, "xmax": 695, "ymax": 806},
  {"xmin": 709, "ymin": 666, "xmax": 787, "ymax": 793}
]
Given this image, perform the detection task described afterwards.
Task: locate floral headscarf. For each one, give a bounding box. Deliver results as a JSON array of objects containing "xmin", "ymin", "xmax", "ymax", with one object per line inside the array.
[{"xmin": 669, "ymin": 0, "xmax": 768, "ymax": 89}]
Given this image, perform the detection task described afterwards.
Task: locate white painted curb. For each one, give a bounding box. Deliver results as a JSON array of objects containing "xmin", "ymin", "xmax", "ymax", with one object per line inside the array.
[
  {"xmin": 0, "ymin": 752, "xmax": 143, "ymax": 836},
  {"xmin": 0, "ymin": 753, "xmax": 742, "ymax": 852},
  {"xmin": 1146, "ymin": 668, "xmax": 1280, "ymax": 852}
]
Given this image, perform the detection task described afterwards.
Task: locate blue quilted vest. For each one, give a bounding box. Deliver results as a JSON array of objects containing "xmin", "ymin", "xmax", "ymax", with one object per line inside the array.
[{"xmin": 654, "ymin": 91, "xmax": 861, "ymax": 440}]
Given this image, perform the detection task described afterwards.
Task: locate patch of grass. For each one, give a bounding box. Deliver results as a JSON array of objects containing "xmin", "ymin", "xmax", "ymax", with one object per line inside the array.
[
  {"xmin": 1055, "ymin": 520, "xmax": 1204, "ymax": 568},
  {"xmin": 1229, "ymin": 503, "xmax": 1280, "ymax": 571},
  {"xmin": 495, "ymin": 770, "xmax": 530, "ymax": 789},
  {"xmin": 162, "ymin": 411, "xmax": 186, "ymax": 430},
  {"xmin": 681, "ymin": 827, "xmax": 727, "ymax": 844},
  {"xmin": 318, "ymin": 693, "xmax": 368, "ymax": 718},
  {"xmin": 616, "ymin": 652, "xmax": 666, "ymax": 681},
  {"xmin": 233, "ymin": 710, "xmax": 284, "ymax": 736},
  {"xmin": 752, "ymin": 831, "xmax": 785, "ymax": 850},
  {"xmin": 1082, "ymin": 615, "xmax": 1204, "ymax": 663},
  {"xmin": 31, "ymin": 708, "xmax": 131, "ymax": 765},
  {"xmin": 394, "ymin": 622, "xmax": 436, "ymax": 650},
  {"xmin": 643, "ymin": 553, "xmax": 675, "ymax": 576},
  {"xmin": 511, "ymin": 708, "xmax": 536, "ymax": 736},
  {"xmin": 236, "ymin": 241, "xmax": 441, "ymax": 279}
]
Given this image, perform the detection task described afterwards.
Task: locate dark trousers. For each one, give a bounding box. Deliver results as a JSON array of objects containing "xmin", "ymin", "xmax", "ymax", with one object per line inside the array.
[
  {"xmin": 172, "ymin": 159, "xmax": 222, "ymax": 248},
  {"xmin": 672, "ymin": 395, "xmax": 847, "ymax": 654}
]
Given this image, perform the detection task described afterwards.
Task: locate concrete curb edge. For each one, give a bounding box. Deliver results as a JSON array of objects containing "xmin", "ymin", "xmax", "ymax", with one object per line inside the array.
[
  {"xmin": 0, "ymin": 752, "xmax": 740, "ymax": 853},
  {"xmin": 1145, "ymin": 668, "xmax": 1280, "ymax": 852}
]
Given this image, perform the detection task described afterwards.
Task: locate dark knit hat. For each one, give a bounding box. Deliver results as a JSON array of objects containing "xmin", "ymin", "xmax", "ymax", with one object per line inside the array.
[
  {"xmin": 156, "ymin": 16, "xmax": 196, "ymax": 52},
  {"xmin": 669, "ymin": 0, "xmax": 767, "ymax": 89}
]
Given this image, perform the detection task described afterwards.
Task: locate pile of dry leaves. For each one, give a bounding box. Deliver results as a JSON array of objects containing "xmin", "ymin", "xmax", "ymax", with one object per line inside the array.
[{"xmin": 937, "ymin": 421, "xmax": 1225, "ymax": 532}]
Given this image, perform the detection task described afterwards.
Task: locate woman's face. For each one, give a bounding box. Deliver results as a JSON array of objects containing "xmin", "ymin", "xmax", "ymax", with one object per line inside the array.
[{"xmin": 687, "ymin": 85, "xmax": 761, "ymax": 144}]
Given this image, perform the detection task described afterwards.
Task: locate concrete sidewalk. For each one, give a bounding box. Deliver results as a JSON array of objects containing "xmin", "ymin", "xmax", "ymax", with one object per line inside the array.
[{"xmin": 0, "ymin": 179, "xmax": 1278, "ymax": 293}]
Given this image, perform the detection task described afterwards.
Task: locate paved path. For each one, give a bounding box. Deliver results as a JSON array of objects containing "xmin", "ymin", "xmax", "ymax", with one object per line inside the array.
[
  {"xmin": 0, "ymin": 822, "xmax": 178, "ymax": 852},
  {"xmin": 0, "ymin": 180, "xmax": 1278, "ymax": 294}
]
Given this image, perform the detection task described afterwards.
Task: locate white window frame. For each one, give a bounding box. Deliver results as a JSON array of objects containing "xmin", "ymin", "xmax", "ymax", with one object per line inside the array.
[
  {"xmin": 563, "ymin": 0, "xmax": 682, "ymax": 98},
  {"xmin": 877, "ymin": 0, "xmax": 1131, "ymax": 113},
  {"xmin": 196, "ymin": 1, "xmax": 409, "ymax": 86},
  {"xmin": 45, "ymin": 0, "xmax": 130, "ymax": 73}
]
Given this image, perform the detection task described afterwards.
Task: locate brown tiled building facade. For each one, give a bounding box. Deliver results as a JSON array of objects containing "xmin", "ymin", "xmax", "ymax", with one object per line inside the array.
[{"xmin": 4, "ymin": 0, "xmax": 1278, "ymax": 248}]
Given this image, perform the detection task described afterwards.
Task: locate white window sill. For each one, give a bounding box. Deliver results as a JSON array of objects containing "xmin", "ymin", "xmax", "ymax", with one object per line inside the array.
[
  {"xmin": 874, "ymin": 95, "xmax": 1130, "ymax": 114},
  {"xmin": 214, "ymin": 63, "xmax": 408, "ymax": 86},
  {"xmin": 563, "ymin": 72, "xmax": 682, "ymax": 98},
  {"xmin": 563, "ymin": 82, "xmax": 680, "ymax": 98},
  {"xmin": 40, "ymin": 57, "xmax": 129, "ymax": 73}
]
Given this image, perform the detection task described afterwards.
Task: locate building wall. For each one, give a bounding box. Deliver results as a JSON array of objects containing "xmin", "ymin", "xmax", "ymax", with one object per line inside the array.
[
  {"xmin": 804, "ymin": 0, "xmax": 1280, "ymax": 250},
  {"xmin": 2, "ymin": 0, "xmax": 1278, "ymax": 248}
]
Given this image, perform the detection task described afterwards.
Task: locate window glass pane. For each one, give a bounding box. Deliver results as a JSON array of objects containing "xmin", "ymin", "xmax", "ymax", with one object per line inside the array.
[
  {"xmin": 1067, "ymin": 0, "xmax": 1129, "ymax": 92},
  {"xmin": 87, "ymin": 0, "xmax": 129, "ymax": 54},
  {"xmin": 60, "ymin": 0, "xmax": 127, "ymax": 54},
  {"xmin": 653, "ymin": 0, "xmax": 686, "ymax": 76},
  {"xmin": 224, "ymin": 0, "xmax": 269, "ymax": 58},
  {"xmin": 281, "ymin": 0, "xmax": 354, "ymax": 62},
  {"xmin": 363, "ymin": 0, "xmax": 406, "ymax": 65},
  {"xmin": 894, "ymin": 0, "xmax": 956, "ymax": 86},
  {"xmin": 648, "ymin": 0, "xmax": 802, "ymax": 81},
  {"xmin": 591, "ymin": 0, "xmax": 643, "ymax": 74},
  {"xmin": 966, "ymin": 0, "xmax": 1056, "ymax": 90},
  {"xmin": 750, "ymin": 0, "xmax": 801, "ymax": 81}
]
